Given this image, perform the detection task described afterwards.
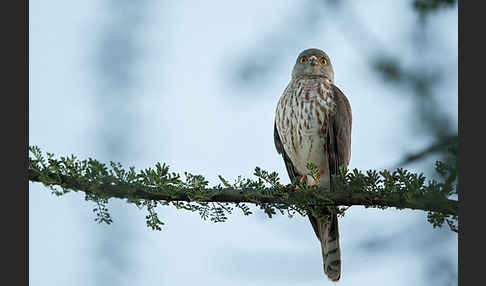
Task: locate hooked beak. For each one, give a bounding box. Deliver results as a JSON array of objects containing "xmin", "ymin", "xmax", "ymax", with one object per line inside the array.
[{"xmin": 309, "ymin": 55, "xmax": 318, "ymax": 66}]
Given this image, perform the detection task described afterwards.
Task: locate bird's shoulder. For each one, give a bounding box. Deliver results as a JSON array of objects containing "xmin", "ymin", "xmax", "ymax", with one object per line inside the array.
[{"xmin": 330, "ymin": 84, "xmax": 351, "ymax": 114}]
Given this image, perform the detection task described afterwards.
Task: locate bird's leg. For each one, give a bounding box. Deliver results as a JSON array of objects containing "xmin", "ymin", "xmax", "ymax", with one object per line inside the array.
[
  {"xmin": 311, "ymin": 169, "xmax": 323, "ymax": 186},
  {"xmin": 300, "ymin": 175, "xmax": 308, "ymax": 184}
]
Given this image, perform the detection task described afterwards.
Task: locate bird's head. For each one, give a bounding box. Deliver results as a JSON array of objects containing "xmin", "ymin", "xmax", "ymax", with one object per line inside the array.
[{"xmin": 291, "ymin": 48, "xmax": 334, "ymax": 82}]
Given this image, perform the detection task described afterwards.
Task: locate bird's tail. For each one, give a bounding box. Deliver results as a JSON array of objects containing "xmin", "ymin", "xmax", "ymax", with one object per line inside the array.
[{"xmin": 309, "ymin": 210, "xmax": 341, "ymax": 281}]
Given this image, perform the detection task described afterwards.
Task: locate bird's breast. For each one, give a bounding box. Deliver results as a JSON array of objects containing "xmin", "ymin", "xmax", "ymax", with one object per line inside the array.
[
  {"xmin": 275, "ymin": 77, "xmax": 335, "ymax": 176},
  {"xmin": 276, "ymin": 78, "xmax": 335, "ymax": 138}
]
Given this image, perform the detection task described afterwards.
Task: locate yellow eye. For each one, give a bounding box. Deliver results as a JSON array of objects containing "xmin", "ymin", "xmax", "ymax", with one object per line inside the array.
[
  {"xmin": 321, "ymin": 57, "xmax": 327, "ymax": 66},
  {"xmin": 300, "ymin": 56, "xmax": 307, "ymax": 64}
]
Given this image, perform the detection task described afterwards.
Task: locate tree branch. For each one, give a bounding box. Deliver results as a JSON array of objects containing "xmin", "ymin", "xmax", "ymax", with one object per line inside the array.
[
  {"xmin": 28, "ymin": 168, "xmax": 457, "ymax": 216},
  {"xmin": 28, "ymin": 146, "xmax": 458, "ymax": 232},
  {"xmin": 394, "ymin": 134, "xmax": 457, "ymax": 168}
]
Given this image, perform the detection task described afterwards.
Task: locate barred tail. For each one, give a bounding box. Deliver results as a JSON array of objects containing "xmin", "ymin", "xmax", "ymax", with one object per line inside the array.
[{"xmin": 309, "ymin": 211, "xmax": 341, "ymax": 281}]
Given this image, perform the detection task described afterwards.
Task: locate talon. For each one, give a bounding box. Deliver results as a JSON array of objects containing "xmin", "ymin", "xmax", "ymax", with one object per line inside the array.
[
  {"xmin": 311, "ymin": 180, "xmax": 318, "ymax": 186},
  {"xmin": 278, "ymin": 184, "xmax": 284, "ymax": 188}
]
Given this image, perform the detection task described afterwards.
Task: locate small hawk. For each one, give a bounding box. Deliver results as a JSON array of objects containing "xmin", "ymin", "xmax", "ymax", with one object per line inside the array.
[{"xmin": 274, "ymin": 48, "xmax": 352, "ymax": 281}]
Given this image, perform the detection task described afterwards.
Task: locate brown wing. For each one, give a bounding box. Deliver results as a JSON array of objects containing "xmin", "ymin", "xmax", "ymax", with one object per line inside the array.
[
  {"xmin": 274, "ymin": 121, "xmax": 284, "ymax": 155},
  {"xmin": 327, "ymin": 84, "xmax": 352, "ymax": 176},
  {"xmin": 274, "ymin": 122, "xmax": 301, "ymax": 183}
]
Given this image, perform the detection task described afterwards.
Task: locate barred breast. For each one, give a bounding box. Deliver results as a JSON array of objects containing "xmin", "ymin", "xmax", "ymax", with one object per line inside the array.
[{"xmin": 275, "ymin": 77, "xmax": 336, "ymax": 187}]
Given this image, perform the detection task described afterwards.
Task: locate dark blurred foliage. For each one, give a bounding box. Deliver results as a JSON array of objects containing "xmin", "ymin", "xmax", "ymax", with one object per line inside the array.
[
  {"xmin": 92, "ymin": 0, "xmax": 147, "ymax": 158},
  {"xmin": 375, "ymin": 50, "xmax": 457, "ymax": 172},
  {"xmin": 354, "ymin": 2, "xmax": 457, "ymax": 284},
  {"xmin": 374, "ymin": 0, "xmax": 457, "ymax": 173},
  {"xmin": 413, "ymin": 0, "xmax": 457, "ymax": 20},
  {"xmin": 90, "ymin": 0, "xmax": 150, "ymax": 283},
  {"xmin": 356, "ymin": 2, "xmax": 458, "ymax": 285}
]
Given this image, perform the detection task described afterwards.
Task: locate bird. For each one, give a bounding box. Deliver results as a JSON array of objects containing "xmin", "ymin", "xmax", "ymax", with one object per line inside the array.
[{"xmin": 274, "ymin": 48, "xmax": 352, "ymax": 281}]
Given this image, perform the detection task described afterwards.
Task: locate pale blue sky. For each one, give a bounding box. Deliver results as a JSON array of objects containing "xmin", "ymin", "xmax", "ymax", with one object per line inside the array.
[{"xmin": 29, "ymin": 1, "xmax": 457, "ymax": 285}]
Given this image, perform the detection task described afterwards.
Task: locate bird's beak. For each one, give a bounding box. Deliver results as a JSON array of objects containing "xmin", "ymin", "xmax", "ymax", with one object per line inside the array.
[{"xmin": 309, "ymin": 55, "xmax": 318, "ymax": 66}]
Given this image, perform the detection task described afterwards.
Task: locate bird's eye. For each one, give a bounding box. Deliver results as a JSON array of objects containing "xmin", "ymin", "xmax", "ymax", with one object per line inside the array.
[
  {"xmin": 320, "ymin": 57, "xmax": 327, "ymax": 66},
  {"xmin": 300, "ymin": 56, "xmax": 307, "ymax": 64}
]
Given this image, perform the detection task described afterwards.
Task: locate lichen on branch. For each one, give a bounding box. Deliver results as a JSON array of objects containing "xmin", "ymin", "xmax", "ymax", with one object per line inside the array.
[{"xmin": 28, "ymin": 146, "xmax": 458, "ymax": 232}]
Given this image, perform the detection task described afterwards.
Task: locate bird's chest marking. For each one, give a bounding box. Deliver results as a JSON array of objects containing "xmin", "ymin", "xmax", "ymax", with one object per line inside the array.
[{"xmin": 276, "ymin": 78, "xmax": 335, "ymax": 163}]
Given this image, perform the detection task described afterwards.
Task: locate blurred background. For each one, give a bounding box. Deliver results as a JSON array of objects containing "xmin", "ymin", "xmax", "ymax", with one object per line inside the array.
[{"xmin": 29, "ymin": 0, "xmax": 457, "ymax": 285}]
